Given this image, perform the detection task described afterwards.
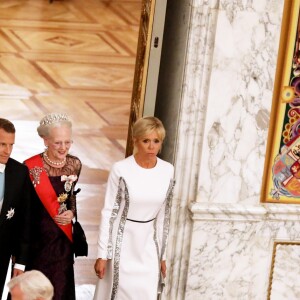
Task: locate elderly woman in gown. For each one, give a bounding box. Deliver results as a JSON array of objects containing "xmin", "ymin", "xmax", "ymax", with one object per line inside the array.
[
  {"xmin": 93, "ymin": 116, "xmax": 175, "ymax": 300},
  {"xmin": 25, "ymin": 113, "xmax": 81, "ymax": 300}
]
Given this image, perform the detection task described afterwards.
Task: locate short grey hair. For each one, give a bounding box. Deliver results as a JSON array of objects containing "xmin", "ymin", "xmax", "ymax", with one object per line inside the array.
[
  {"xmin": 7, "ymin": 270, "xmax": 54, "ymax": 300},
  {"xmin": 37, "ymin": 112, "xmax": 72, "ymax": 138}
]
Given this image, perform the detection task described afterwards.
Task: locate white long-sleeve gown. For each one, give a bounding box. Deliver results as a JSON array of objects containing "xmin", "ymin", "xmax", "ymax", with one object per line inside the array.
[{"xmin": 93, "ymin": 155, "xmax": 175, "ymax": 300}]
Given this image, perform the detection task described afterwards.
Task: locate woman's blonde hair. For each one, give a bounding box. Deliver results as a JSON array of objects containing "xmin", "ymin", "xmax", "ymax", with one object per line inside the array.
[{"xmin": 132, "ymin": 116, "xmax": 166, "ymax": 153}]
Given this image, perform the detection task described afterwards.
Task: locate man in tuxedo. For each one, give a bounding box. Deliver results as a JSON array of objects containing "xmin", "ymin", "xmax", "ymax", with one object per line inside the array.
[{"xmin": 0, "ymin": 118, "xmax": 32, "ymax": 298}]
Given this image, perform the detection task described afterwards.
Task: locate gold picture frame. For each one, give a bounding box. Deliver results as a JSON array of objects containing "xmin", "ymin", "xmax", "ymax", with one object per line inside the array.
[
  {"xmin": 262, "ymin": 0, "xmax": 300, "ymax": 203},
  {"xmin": 267, "ymin": 241, "xmax": 300, "ymax": 299}
]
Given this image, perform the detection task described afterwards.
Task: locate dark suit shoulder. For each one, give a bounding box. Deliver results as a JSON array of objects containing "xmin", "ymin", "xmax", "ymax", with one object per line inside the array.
[{"xmin": 6, "ymin": 158, "xmax": 29, "ymax": 174}]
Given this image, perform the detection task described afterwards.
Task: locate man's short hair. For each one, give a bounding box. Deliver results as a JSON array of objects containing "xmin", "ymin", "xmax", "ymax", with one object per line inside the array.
[
  {"xmin": 0, "ymin": 118, "xmax": 15, "ymax": 133},
  {"xmin": 7, "ymin": 270, "xmax": 54, "ymax": 300}
]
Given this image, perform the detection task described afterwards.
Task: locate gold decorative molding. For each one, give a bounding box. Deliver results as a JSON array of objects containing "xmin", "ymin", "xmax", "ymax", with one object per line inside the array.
[
  {"xmin": 267, "ymin": 241, "xmax": 300, "ymax": 299},
  {"xmin": 261, "ymin": 0, "xmax": 300, "ymax": 203},
  {"xmin": 125, "ymin": 0, "xmax": 156, "ymax": 157}
]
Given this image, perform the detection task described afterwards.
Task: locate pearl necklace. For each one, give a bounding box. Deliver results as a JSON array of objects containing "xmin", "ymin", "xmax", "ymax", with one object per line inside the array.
[{"xmin": 43, "ymin": 152, "xmax": 66, "ymax": 166}]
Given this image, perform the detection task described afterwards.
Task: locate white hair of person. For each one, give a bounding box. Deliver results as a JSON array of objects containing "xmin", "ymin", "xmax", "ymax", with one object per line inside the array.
[
  {"xmin": 7, "ymin": 270, "xmax": 54, "ymax": 300},
  {"xmin": 37, "ymin": 112, "xmax": 72, "ymax": 138}
]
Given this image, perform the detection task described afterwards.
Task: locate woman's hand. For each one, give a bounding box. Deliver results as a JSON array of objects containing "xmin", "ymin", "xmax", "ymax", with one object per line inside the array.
[
  {"xmin": 161, "ymin": 260, "xmax": 167, "ymax": 278},
  {"xmin": 94, "ymin": 258, "xmax": 107, "ymax": 279},
  {"xmin": 54, "ymin": 210, "xmax": 74, "ymax": 225}
]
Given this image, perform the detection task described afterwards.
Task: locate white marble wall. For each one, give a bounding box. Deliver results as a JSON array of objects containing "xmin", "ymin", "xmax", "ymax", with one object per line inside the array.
[
  {"xmin": 187, "ymin": 203, "xmax": 300, "ymax": 299},
  {"xmin": 198, "ymin": 0, "xmax": 284, "ymax": 204},
  {"xmin": 165, "ymin": 0, "xmax": 300, "ymax": 299}
]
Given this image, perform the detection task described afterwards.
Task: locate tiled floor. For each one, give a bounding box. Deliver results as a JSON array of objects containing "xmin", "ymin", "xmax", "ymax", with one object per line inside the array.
[{"xmin": 0, "ymin": 0, "xmax": 142, "ymax": 290}]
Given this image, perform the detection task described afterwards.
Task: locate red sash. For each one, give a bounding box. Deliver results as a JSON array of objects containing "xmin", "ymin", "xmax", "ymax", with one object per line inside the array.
[{"xmin": 25, "ymin": 154, "xmax": 73, "ymax": 242}]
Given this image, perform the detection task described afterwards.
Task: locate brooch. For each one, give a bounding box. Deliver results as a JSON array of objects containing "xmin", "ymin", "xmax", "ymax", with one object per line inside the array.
[
  {"xmin": 30, "ymin": 167, "xmax": 43, "ymax": 187},
  {"xmin": 57, "ymin": 193, "xmax": 68, "ymax": 203},
  {"xmin": 57, "ymin": 193, "xmax": 68, "ymax": 214},
  {"xmin": 61, "ymin": 175, "xmax": 78, "ymax": 192},
  {"xmin": 6, "ymin": 208, "xmax": 15, "ymax": 220}
]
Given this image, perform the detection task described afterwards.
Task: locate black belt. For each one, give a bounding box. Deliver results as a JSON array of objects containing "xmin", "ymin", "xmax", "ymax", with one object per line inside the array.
[{"xmin": 126, "ymin": 217, "xmax": 155, "ymax": 223}]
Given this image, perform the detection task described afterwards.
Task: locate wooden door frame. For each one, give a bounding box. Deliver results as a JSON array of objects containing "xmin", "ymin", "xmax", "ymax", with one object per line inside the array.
[{"xmin": 125, "ymin": 0, "xmax": 156, "ymax": 157}]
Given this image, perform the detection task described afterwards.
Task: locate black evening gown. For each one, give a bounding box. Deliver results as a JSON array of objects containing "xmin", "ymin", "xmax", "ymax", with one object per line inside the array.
[{"xmin": 26, "ymin": 155, "xmax": 81, "ymax": 300}]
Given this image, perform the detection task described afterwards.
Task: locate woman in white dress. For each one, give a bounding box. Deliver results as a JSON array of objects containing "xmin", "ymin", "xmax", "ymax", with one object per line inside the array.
[{"xmin": 93, "ymin": 116, "xmax": 175, "ymax": 300}]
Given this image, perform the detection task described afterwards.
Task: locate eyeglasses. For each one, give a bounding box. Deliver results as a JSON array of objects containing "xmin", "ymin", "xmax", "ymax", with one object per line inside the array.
[{"xmin": 50, "ymin": 140, "xmax": 73, "ymax": 149}]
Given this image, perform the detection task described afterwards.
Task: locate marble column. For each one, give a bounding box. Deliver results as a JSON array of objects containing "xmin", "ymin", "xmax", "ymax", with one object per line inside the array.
[{"xmin": 166, "ymin": 0, "xmax": 220, "ymax": 299}]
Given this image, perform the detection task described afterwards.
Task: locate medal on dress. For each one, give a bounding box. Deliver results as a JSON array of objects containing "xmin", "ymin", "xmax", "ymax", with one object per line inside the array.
[
  {"xmin": 57, "ymin": 193, "xmax": 68, "ymax": 214},
  {"xmin": 61, "ymin": 175, "xmax": 78, "ymax": 192}
]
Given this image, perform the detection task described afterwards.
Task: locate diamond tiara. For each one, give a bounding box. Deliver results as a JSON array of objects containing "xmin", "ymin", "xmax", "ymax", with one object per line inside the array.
[{"xmin": 40, "ymin": 113, "xmax": 70, "ymax": 126}]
